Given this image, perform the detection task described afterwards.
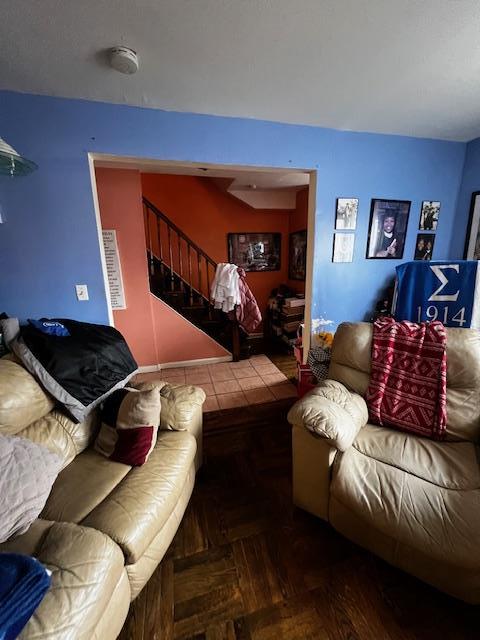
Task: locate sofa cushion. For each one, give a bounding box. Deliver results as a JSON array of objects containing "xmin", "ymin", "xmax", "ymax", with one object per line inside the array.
[
  {"xmin": 82, "ymin": 431, "xmax": 197, "ymax": 564},
  {"xmin": 94, "ymin": 386, "xmax": 160, "ymax": 466},
  {"xmin": 0, "ymin": 520, "xmax": 129, "ymax": 639},
  {"xmin": 0, "ymin": 359, "xmax": 55, "ymax": 435},
  {"xmin": 41, "ymin": 449, "xmax": 131, "ymax": 523},
  {"xmin": 0, "ymin": 435, "xmax": 62, "ymax": 543},
  {"xmin": 353, "ymin": 424, "xmax": 480, "ymax": 490},
  {"xmin": 331, "ymin": 434, "xmax": 480, "ymax": 570}
]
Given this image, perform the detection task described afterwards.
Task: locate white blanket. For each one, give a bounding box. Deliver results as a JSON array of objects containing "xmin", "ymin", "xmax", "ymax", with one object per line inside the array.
[
  {"xmin": 210, "ymin": 263, "xmax": 241, "ymax": 312},
  {"xmin": 0, "ymin": 434, "xmax": 62, "ymax": 543}
]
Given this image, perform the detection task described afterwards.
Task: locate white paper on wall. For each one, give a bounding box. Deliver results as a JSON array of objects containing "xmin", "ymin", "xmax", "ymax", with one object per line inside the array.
[{"xmin": 102, "ymin": 229, "xmax": 126, "ymax": 310}]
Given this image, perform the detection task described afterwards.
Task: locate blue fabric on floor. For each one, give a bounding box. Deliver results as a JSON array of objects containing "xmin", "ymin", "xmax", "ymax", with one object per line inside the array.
[{"xmin": 0, "ymin": 554, "xmax": 51, "ymax": 640}]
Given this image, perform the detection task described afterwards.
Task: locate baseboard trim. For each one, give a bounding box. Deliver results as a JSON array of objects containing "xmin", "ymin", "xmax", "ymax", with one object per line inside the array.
[{"xmin": 138, "ymin": 355, "xmax": 232, "ymax": 373}]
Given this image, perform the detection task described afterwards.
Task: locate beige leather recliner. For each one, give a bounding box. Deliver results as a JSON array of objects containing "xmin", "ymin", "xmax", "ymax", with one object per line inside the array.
[
  {"xmin": 288, "ymin": 322, "xmax": 480, "ymax": 603},
  {"xmin": 0, "ymin": 357, "xmax": 205, "ymax": 639}
]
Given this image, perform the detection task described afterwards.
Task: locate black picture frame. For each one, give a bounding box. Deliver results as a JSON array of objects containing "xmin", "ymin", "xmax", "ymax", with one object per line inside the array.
[
  {"xmin": 227, "ymin": 232, "xmax": 281, "ymax": 272},
  {"xmin": 288, "ymin": 230, "xmax": 307, "ymax": 280},
  {"xmin": 335, "ymin": 198, "xmax": 359, "ymax": 230},
  {"xmin": 366, "ymin": 198, "xmax": 411, "ymax": 259},
  {"xmin": 419, "ymin": 200, "xmax": 441, "ymax": 231},
  {"xmin": 464, "ymin": 191, "xmax": 480, "ymax": 260},
  {"xmin": 414, "ymin": 233, "xmax": 435, "ymax": 261}
]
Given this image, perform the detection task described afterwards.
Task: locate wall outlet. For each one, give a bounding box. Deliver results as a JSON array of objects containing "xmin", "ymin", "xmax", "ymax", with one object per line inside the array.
[{"xmin": 75, "ymin": 284, "xmax": 89, "ymax": 301}]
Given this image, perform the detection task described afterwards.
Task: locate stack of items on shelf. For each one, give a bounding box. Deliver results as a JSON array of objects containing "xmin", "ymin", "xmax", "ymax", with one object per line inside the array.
[{"xmin": 267, "ymin": 288, "xmax": 305, "ymax": 349}]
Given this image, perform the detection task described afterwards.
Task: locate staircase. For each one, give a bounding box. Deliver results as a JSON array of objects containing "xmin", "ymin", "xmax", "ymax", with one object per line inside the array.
[{"xmin": 143, "ymin": 197, "xmax": 241, "ymax": 360}]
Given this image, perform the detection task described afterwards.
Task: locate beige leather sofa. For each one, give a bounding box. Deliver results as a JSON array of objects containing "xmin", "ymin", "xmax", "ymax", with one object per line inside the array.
[
  {"xmin": 288, "ymin": 322, "xmax": 480, "ymax": 603},
  {"xmin": 0, "ymin": 357, "xmax": 205, "ymax": 639}
]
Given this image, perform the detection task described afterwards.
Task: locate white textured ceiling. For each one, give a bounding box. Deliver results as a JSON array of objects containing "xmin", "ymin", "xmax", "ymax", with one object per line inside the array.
[{"xmin": 2, "ymin": 1, "xmax": 480, "ymax": 141}]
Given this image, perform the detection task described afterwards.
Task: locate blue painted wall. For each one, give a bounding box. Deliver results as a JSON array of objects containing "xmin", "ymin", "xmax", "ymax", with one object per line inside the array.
[
  {"xmin": 0, "ymin": 91, "xmax": 466, "ymax": 329},
  {"xmin": 453, "ymin": 137, "xmax": 480, "ymax": 258}
]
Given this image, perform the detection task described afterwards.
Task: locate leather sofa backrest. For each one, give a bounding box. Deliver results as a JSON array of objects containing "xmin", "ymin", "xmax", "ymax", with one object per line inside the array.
[
  {"xmin": 0, "ymin": 358, "xmax": 55, "ymax": 434},
  {"xmin": 0, "ymin": 357, "xmax": 98, "ymax": 466},
  {"xmin": 329, "ymin": 322, "xmax": 480, "ymax": 443}
]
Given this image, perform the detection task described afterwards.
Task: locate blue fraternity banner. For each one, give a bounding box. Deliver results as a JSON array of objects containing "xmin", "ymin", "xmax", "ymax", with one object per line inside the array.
[{"xmin": 394, "ymin": 261, "xmax": 480, "ymax": 328}]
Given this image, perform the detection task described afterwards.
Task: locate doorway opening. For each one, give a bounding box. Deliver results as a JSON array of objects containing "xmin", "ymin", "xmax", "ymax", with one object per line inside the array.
[{"xmin": 88, "ymin": 154, "xmax": 317, "ymax": 399}]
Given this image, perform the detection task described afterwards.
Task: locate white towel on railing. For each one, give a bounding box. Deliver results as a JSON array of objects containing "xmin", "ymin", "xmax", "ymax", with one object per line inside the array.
[{"xmin": 210, "ymin": 263, "xmax": 241, "ymax": 312}]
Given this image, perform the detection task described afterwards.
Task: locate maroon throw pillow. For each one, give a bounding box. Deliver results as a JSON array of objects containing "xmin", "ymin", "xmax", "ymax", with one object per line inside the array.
[{"xmin": 94, "ymin": 387, "xmax": 160, "ymax": 466}]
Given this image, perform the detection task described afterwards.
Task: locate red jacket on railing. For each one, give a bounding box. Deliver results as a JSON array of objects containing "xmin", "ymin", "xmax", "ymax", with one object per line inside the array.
[{"xmin": 236, "ymin": 268, "xmax": 262, "ymax": 334}]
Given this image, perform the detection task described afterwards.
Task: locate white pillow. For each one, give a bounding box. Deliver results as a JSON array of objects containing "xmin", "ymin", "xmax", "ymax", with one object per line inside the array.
[{"xmin": 0, "ymin": 434, "xmax": 62, "ymax": 543}]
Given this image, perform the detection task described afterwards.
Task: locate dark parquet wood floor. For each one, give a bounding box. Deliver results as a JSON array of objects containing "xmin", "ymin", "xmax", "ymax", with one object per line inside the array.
[{"xmin": 119, "ymin": 357, "xmax": 480, "ymax": 640}]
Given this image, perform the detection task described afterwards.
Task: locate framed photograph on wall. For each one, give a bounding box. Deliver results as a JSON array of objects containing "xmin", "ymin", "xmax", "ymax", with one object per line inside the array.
[
  {"xmin": 464, "ymin": 192, "xmax": 480, "ymax": 260},
  {"xmin": 414, "ymin": 233, "xmax": 435, "ymax": 260},
  {"xmin": 419, "ymin": 201, "xmax": 441, "ymax": 230},
  {"xmin": 288, "ymin": 229, "xmax": 307, "ymax": 280},
  {"xmin": 332, "ymin": 233, "xmax": 355, "ymax": 263},
  {"xmin": 366, "ymin": 199, "xmax": 411, "ymax": 259},
  {"xmin": 227, "ymin": 232, "xmax": 281, "ymax": 271},
  {"xmin": 335, "ymin": 198, "xmax": 358, "ymax": 230}
]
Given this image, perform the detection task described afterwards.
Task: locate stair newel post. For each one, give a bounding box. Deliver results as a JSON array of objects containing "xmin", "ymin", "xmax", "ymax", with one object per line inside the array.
[
  {"xmin": 188, "ymin": 245, "xmax": 194, "ymax": 305},
  {"xmin": 167, "ymin": 225, "xmax": 174, "ymax": 291}
]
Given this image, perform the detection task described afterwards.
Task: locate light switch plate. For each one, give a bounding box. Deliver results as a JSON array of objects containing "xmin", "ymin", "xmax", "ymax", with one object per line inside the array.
[{"xmin": 76, "ymin": 284, "xmax": 89, "ymax": 301}]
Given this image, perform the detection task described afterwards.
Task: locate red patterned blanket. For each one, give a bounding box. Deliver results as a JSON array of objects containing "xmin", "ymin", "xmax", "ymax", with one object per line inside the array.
[{"xmin": 366, "ymin": 317, "xmax": 447, "ymax": 439}]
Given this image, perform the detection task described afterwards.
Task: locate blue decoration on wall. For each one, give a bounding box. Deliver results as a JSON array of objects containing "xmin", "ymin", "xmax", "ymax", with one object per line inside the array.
[{"xmin": 394, "ymin": 261, "xmax": 480, "ymax": 328}]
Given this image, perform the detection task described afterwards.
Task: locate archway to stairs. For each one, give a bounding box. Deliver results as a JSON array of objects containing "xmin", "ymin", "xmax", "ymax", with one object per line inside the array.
[{"xmin": 88, "ymin": 154, "xmax": 317, "ymax": 392}]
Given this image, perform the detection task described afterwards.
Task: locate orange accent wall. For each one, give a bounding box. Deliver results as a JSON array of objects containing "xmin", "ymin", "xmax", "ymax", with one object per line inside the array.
[
  {"xmin": 95, "ymin": 168, "xmax": 229, "ymax": 366},
  {"xmin": 142, "ymin": 174, "xmax": 302, "ymax": 322}
]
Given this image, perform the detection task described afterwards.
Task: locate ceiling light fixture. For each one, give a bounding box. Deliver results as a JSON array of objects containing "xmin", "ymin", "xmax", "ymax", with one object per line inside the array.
[
  {"xmin": 0, "ymin": 137, "xmax": 37, "ymax": 177},
  {"xmin": 109, "ymin": 47, "xmax": 139, "ymax": 75}
]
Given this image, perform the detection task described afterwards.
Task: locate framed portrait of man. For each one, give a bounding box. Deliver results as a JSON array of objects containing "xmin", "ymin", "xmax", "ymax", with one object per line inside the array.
[
  {"xmin": 366, "ymin": 199, "xmax": 411, "ymax": 259},
  {"xmin": 419, "ymin": 201, "xmax": 441, "ymax": 230}
]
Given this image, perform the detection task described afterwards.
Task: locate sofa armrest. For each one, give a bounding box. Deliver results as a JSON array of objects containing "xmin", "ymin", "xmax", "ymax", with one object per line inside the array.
[
  {"xmin": 135, "ymin": 381, "xmax": 205, "ymax": 469},
  {"xmin": 135, "ymin": 381, "xmax": 205, "ymax": 431},
  {"xmin": 287, "ymin": 379, "xmax": 368, "ymax": 451}
]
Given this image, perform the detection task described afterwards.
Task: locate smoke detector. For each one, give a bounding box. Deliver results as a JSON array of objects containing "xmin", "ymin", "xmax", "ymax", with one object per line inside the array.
[{"xmin": 109, "ymin": 47, "xmax": 139, "ymax": 74}]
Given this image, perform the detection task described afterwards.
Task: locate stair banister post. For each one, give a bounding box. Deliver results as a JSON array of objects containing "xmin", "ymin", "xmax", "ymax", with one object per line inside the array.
[
  {"xmin": 156, "ymin": 216, "xmax": 163, "ymax": 262},
  {"xmin": 187, "ymin": 244, "xmax": 194, "ymax": 305},
  {"xmin": 206, "ymin": 261, "xmax": 212, "ymax": 320},
  {"xmin": 167, "ymin": 225, "xmax": 174, "ymax": 291},
  {"xmin": 197, "ymin": 251, "xmax": 202, "ymax": 299},
  {"xmin": 144, "ymin": 204, "xmax": 154, "ymax": 275},
  {"xmin": 178, "ymin": 234, "xmax": 183, "ymax": 282}
]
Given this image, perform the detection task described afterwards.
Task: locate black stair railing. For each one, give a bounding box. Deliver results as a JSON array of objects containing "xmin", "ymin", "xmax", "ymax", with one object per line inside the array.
[{"xmin": 143, "ymin": 196, "xmax": 240, "ymax": 360}]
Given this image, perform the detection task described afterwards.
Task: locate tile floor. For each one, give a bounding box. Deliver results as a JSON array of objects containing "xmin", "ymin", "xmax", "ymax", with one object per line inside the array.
[{"xmin": 135, "ymin": 354, "xmax": 298, "ymax": 412}]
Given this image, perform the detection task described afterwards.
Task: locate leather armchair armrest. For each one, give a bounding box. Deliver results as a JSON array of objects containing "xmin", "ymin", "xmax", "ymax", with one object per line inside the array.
[
  {"xmin": 135, "ymin": 380, "xmax": 206, "ymax": 431},
  {"xmin": 287, "ymin": 379, "xmax": 368, "ymax": 451}
]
